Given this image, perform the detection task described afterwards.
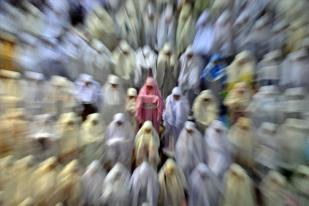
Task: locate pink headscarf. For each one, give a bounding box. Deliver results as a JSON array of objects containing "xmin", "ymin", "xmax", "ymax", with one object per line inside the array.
[{"xmin": 136, "ymin": 77, "xmax": 164, "ymax": 125}]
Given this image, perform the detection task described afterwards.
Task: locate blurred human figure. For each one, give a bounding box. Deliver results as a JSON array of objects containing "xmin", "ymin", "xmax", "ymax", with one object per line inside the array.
[
  {"xmin": 112, "ymin": 41, "xmax": 136, "ymax": 87},
  {"xmin": 101, "ymin": 163, "xmax": 131, "ymax": 205},
  {"xmin": 101, "ymin": 75, "xmax": 125, "ymax": 124},
  {"xmin": 0, "ymin": 70, "xmax": 22, "ymax": 99},
  {"xmin": 130, "ymin": 161, "xmax": 160, "ymax": 206},
  {"xmin": 136, "ymin": 77, "xmax": 164, "ymax": 133},
  {"xmin": 81, "ymin": 113, "xmax": 105, "ymax": 167},
  {"xmin": 157, "ymin": 43, "xmax": 177, "ymax": 99},
  {"xmin": 205, "ymin": 120, "xmax": 230, "ymax": 179},
  {"xmin": 176, "ymin": 3, "xmax": 195, "ymax": 56},
  {"xmin": 175, "ymin": 121, "xmax": 207, "ymax": 178},
  {"xmin": 224, "ymin": 82, "xmax": 251, "ymax": 124},
  {"xmin": 193, "ymin": 90, "xmax": 218, "ymax": 131},
  {"xmin": 260, "ymin": 171, "xmax": 288, "ymax": 206},
  {"xmin": 158, "ymin": 159, "xmax": 187, "ymax": 206},
  {"xmin": 221, "ymin": 164, "xmax": 256, "ymax": 206},
  {"xmin": 75, "ymin": 74, "xmax": 101, "ymax": 121},
  {"xmin": 163, "ymin": 87, "xmax": 190, "ymax": 154},
  {"xmin": 143, "ymin": 2, "xmax": 158, "ymax": 49},
  {"xmin": 157, "ymin": 3, "xmax": 176, "ymax": 50},
  {"xmin": 226, "ymin": 51, "xmax": 255, "ymax": 91},
  {"xmin": 135, "ymin": 121, "xmax": 160, "ymax": 168},
  {"xmin": 125, "ymin": 88, "xmax": 137, "ymax": 129},
  {"xmin": 105, "ymin": 113, "xmax": 134, "ymax": 141},
  {"xmin": 188, "ymin": 163, "xmax": 222, "ymax": 206},
  {"xmin": 0, "ymin": 156, "xmax": 15, "ymax": 205},
  {"xmin": 135, "ymin": 45, "xmax": 157, "ymax": 88},
  {"xmin": 81, "ymin": 160, "xmax": 106, "ymax": 206},
  {"xmin": 228, "ymin": 117, "xmax": 254, "ymax": 168},
  {"xmin": 56, "ymin": 113, "xmax": 80, "ymax": 164},
  {"xmin": 291, "ymin": 165, "xmax": 309, "ymax": 206},
  {"xmin": 178, "ymin": 46, "xmax": 204, "ymax": 105}
]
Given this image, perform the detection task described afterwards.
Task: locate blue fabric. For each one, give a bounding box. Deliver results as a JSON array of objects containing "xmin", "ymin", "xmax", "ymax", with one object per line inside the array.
[{"xmin": 200, "ymin": 54, "xmax": 226, "ymax": 85}]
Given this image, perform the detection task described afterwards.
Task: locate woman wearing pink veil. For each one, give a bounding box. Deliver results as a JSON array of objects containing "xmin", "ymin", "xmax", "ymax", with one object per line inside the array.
[{"xmin": 136, "ymin": 77, "xmax": 164, "ymax": 133}]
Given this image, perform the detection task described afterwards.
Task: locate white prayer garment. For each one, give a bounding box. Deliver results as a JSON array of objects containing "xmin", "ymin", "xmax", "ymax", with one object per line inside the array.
[
  {"xmin": 291, "ymin": 165, "xmax": 309, "ymax": 206},
  {"xmin": 75, "ymin": 74, "xmax": 101, "ymax": 107},
  {"xmin": 205, "ymin": 120, "xmax": 231, "ymax": 179},
  {"xmin": 101, "ymin": 75, "xmax": 125, "ymax": 124},
  {"xmin": 115, "ymin": 0, "xmax": 141, "ymax": 49},
  {"xmin": 228, "ymin": 117, "xmax": 254, "ymax": 167},
  {"xmin": 125, "ymin": 88, "xmax": 137, "ymax": 128},
  {"xmin": 86, "ymin": 5, "xmax": 118, "ymax": 50},
  {"xmin": 193, "ymin": 90, "xmax": 219, "ymax": 131},
  {"xmin": 135, "ymin": 45, "xmax": 158, "ymax": 88},
  {"xmin": 81, "ymin": 113, "xmax": 105, "ymax": 167},
  {"xmin": 142, "ymin": 2, "xmax": 158, "ymax": 49},
  {"xmin": 280, "ymin": 49, "xmax": 309, "ymax": 89},
  {"xmin": 56, "ymin": 113, "xmax": 80, "ymax": 163},
  {"xmin": 135, "ymin": 121, "xmax": 160, "ymax": 168},
  {"xmin": 176, "ymin": 3, "xmax": 196, "ymax": 57},
  {"xmin": 81, "ymin": 160, "xmax": 106, "ymax": 206},
  {"xmin": 130, "ymin": 161, "xmax": 160, "ymax": 206},
  {"xmin": 277, "ymin": 119, "xmax": 308, "ymax": 170},
  {"xmin": 188, "ymin": 163, "xmax": 222, "ymax": 206},
  {"xmin": 105, "ymin": 113, "xmax": 134, "ymax": 141},
  {"xmin": 157, "ymin": 3, "xmax": 176, "ymax": 50},
  {"xmin": 255, "ymin": 122, "xmax": 279, "ymax": 175},
  {"xmin": 0, "ymin": 156, "xmax": 15, "ymax": 205},
  {"xmin": 101, "ymin": 163, "xmax": 131, "ymax": 206},
  {"xmin": 163, "ymin": 87, "xmax": 190, "ymax": 153},
  {"xmin": 260, "ymin": 171, "xmax": 288, "ymax": 206},
  {"xmin": 178, "ymin": 46, "xmax": 203, "ymax": 103},
  {"xmin": 156, "ymin": 43, "xmax": 178, "ymax": 98},
  {"xmin": 158, "ymin": 159, "xmax": 187, "ymax": 206},
  {"xmin": 112, "ymin": 41, "xmax": 136, "ymax": 87},
  {"xmin": 175, "ymin": 121, "xmax": 207, "ymax": 178},
  {"xmin": 221, "ymin": 164, "xmax": 256, "ymax": 206}
]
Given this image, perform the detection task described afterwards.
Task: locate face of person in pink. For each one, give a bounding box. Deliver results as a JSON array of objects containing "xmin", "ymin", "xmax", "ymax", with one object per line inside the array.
[{"xmin": 145, "ymin": 79, "xmax": 155, "ymax": 95}]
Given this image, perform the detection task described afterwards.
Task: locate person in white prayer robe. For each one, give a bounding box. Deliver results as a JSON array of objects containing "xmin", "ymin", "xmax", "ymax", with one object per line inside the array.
[
  {"xmin": 135, "ymin": 45, "xmax": 158, "ymax": 88},
  {"xmin": 130, "ymin": 161, "xmax": 160, "ymax": 206},
  {"xmin": 280, "ymin": 49, "xmax": 309, "ymax": 89},
  {"xmin": 193, "ymin": 90, "xmax": 219, "ymax": 131},
  {"xmin": 157, "ymin": 2, "xmax": 176, "ymax": 50},
  {"xmin": 255, "ymin": 122, "xmax": 279, "ymax": 176},
  {"xmin": 115, "ymin": 0, "xmax": 141, "ymax": 49},
  {"xmin": 13, "ymin": 156, "xmax": 35, "ymax": 205},
  {"xmin": 213, "ymin": 10, "xmax": 234, "ymax": 58},
  {"xmin": 260, "ymin": 170, "xmax": 288, "ymax": 206},
  {"xmin": 176, "ymin": 3, "xmax": 195, "ymax": 57},
  {"xmin": 135, "ymin": 121, "xmax": 160, "ymax": 168},
  {"xmin": 277, "ymin": 119, "xmax": 308, "ymax": 170},
  {"xmin": 56, "ymin": 113, "xmax": 80, "ymax": 164},
  {"xmin": 188, "ymin": 163, "xmax": 222, "ymax": 206},
  {"xmin": 32, "ymin": 157, "xmax": 59, "ymax": 206},
  {"xmin": 205, "ymin": 120, "xmax": 231, "ymax": 179},
  {"xmin": 105, "ymin": 113, "xmax": 134, "ymax": 141},
  {"xmin": 228, "ymin": 117, "xmax": 254, "ymax": 167},
  {"xmin": 112, "ymin": 41, "xmax": 136, "ymax": 88},
  {"xmin": 281, "ymin": 87, "xmax": 308, "ymax": 121},
  {"xmin": 101, "ymin": 75, "xmax": 125, "ymax": 124},
  {"xmin": 143, "ymin": 2, "xmax": 158, "ymax": 49},
  {"xmin": 81, "ymin": 160, "xmax": 106, "ymax": 206},
  {"xmin": 291, "ymin": 165, "xmax": 309, "ymax": 206},
  {"xmin": 101, "ymin": 163, "xmax": 131, "ymax": 206},
  {"xmin": 125, "ymin": 88, "xmax": 137, "ymax": 128},
  {"xmin": 221, "ymin": 164, "xmax": 256, "ymax": 206},
  {"xmin": 86, "ymin": 5, "xmax": 118, "ymax": 50},
  {"xmin": 175, "ymin": 121, "xmax": 207, "ymax": 178},
  {"xmin": 269, "ymin": 20, "xmax": 289, "ymax": 51},
  {"xmin": 163, "ymin": 87, "xmax": 190, "ymax": 154},
  {"xmin": 178, "ymin": 46, "xmax": 204, "ymax": 105},
  {"xmin": 224, "ymin": 82, "xmax": 252, "ymax": 124},
  {"xmin": 156, "ymin": 43, "xmax": 178, "ymax": 98},
  {"xmin": 81, "ymin": 113, "xmax": 105, "ymax": 167},
  {"xmin": 158, "ymin": 159, "xmax": 187, "ymax": 206},
  {"xmin": 0, "ymin": 155, "xmax": 15, "ymax": 205},
  {"xmin": 226, "ymin": 51, "xmax": 255, "ymax": 91},
  {"xmin": 57, "ymin": 160, "xmax": 81, "ymax": 206},
  {"xmin": 247, "ymin": 86, "xmax": 281, "ymax": 129}
]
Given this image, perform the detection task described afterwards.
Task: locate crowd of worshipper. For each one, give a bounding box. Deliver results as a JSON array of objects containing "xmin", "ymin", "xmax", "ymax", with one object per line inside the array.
[{"xmin": 1, "ymin": 0, "xmax": 309, "ymax": 205}]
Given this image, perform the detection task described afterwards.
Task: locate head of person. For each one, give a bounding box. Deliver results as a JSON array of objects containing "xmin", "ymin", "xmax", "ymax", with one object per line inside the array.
[
  {"xmin": 127, "ymin": 88, "xmax": 137, "ymax": 100},
  {"xmin": 172, "ymin": 87, "xmax": 182, "ymax": 101},
  {"xmin": 108, "ymin": 74, "xmax": 120, "ymax": 89},
  {"xmin": 143, "ymin": 121, "xmax": 153, "ymax": 134},
  {"xmin": 113, "ymin": 113, "xmax": 126, "ymax": 127},
  {"xmin": 185, "ymin": 121, "xmax": 195, "ymax": 135}
]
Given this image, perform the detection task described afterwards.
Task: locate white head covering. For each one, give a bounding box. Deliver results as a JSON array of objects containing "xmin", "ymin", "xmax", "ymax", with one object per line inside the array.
[
  {"xmin": 102, "ymin": 75, "xmax": 125, "ymax": 105},
  {"xmin": 105, "ymin": 113, "xmax": 134, "ymax": 141},
  {"xmin": 130, "ymin": 161, "xmax": 160, "ymax": 206},
  {"xmin": 81, "ymin": 113, "xmax": 105, "ymax": 144},
  {"xmin": 127, "ymin": 88, "xmax": 137, "ymax": 97}
]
